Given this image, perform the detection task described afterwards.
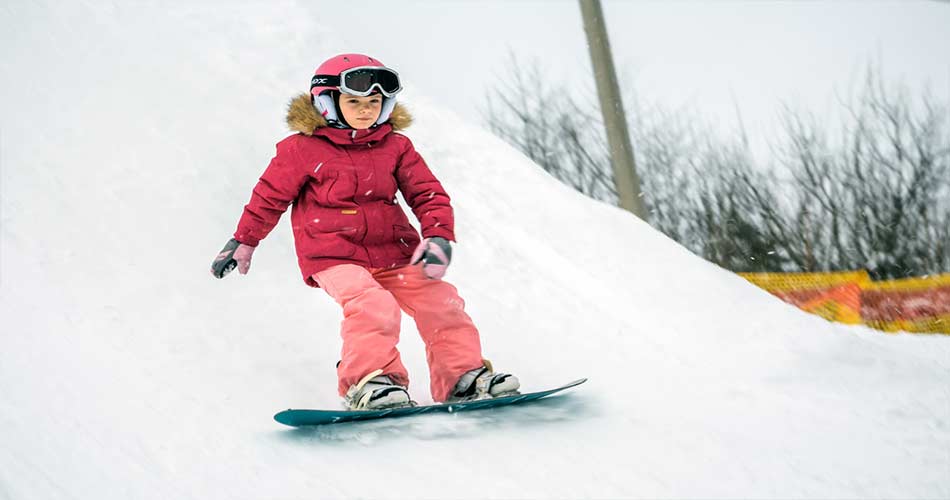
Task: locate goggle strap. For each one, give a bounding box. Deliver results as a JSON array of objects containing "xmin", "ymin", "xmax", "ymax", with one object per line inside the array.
[{"xmin": 311, "ymin": 74, "xmax": 341, "ymax": 90}]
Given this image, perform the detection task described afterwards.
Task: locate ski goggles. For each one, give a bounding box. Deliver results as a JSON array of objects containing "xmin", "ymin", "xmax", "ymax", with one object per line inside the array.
[{"xmin": 311, "ymin": 66, "xmax": 402, "ymax": 97}]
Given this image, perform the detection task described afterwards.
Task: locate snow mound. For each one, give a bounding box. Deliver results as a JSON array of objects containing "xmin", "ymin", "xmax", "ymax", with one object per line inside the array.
[{"xmin": 1, "ymin": 2, "xmax": 947, "ymax": 499}]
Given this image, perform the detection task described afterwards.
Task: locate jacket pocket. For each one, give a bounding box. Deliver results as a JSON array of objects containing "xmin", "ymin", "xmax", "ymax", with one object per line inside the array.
[
  {"xmin": 313, "ymin": 159, "xmax": 360, "ymax": 206},
  {"xmin": 393, "ymin": 225, "xmax": 420, "ymax": 256},
  {"xmin": 305, "ymin": 218, "xmax": 360, "ymax": 258}
]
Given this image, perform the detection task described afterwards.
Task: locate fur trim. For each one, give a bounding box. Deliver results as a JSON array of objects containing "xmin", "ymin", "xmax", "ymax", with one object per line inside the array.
[
  {"xmin": 386, "ymin": 101, "xmax": 412, "ymax": 132},
  {"xmin": 286, "ymin": 93, "xmax": 412, "ymax": 136}
]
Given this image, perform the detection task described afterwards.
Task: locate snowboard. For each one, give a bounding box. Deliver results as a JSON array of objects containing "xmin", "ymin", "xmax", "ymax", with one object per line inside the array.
[{"xmin": 274, "ymin": 378, "xmax": 587, "ymax": 427}]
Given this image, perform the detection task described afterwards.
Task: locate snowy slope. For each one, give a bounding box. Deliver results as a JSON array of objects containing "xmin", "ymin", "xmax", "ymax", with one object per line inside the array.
[{"xmin": 1, "ymin": 3, "xmax": 948, "ymax": 499}]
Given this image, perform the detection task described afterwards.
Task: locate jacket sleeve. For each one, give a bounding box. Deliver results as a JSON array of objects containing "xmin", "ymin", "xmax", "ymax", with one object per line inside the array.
[
  {"xmin": 233, "ymin": 138, "xmax": 310, "ymax": 247},
  {"xmin": 394, "ymin": 136, "xmax": 456, "ymax": 242}
]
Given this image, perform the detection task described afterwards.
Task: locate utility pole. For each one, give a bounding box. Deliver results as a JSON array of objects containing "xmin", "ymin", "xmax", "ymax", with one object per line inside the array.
[{"xmin": 579, "ymin": 0, "xmax": 646, "ymax": 219}]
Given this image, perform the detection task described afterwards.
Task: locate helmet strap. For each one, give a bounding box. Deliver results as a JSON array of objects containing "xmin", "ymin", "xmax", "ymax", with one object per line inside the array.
[{"xmin": 330, "ymin": 91, "xmax": 353, "ymax": 129}]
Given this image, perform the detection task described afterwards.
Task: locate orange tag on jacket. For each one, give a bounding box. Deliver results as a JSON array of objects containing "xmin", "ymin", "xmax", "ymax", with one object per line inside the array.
[{"xmin": 341, "ymin": 209, "xmax": 358, "ymax": 215}]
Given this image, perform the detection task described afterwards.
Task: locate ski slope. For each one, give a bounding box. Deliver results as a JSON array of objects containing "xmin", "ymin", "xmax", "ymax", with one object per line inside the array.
[{"xmin": 1, "ymin": 3, "xmax": 948, "ymax": 499}]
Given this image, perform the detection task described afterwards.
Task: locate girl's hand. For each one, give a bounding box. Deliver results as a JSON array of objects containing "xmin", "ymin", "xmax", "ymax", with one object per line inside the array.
[
  {"xmin": 410, "ymin": 237, "xmax": 452, "ymax": 279},
  {"xmin": 211, "ymin": 238, "xmax": 256, "ymax": 278}
]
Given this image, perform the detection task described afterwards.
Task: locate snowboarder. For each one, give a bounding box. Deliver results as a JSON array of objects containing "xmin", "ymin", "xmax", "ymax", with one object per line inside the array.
[{"xmin": 211, "ymin": 53, "xmax": 519, "ymax": 410}]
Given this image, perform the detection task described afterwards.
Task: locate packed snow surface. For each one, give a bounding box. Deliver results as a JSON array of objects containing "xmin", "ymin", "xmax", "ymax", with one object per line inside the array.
[{"xmin": 1, "ymin": 3, "xmax": 948, "ymax": 499}]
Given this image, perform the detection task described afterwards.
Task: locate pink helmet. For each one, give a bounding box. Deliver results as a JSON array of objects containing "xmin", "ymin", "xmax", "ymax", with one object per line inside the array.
[{"xmin": 310, "ymin": 53, "xmax": 402, "ymax": 128}]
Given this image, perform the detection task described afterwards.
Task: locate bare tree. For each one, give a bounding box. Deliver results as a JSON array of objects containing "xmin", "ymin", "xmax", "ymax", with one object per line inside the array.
[
  {"xmin": 483, "ymin": 58, "xmax": 950, "ymax": 279},
  {"xmin": 776, "ymin": 68, "xmax": 950, "ymax": 278},
  {"xmin": 482, "ymin": 54, "xmax": 618, "ymax": 204}
]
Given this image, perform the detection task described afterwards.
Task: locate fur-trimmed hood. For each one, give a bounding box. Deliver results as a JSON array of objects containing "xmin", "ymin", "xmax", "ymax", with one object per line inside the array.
[{"xmin": 285, "ymin": 93, "xmax": 413, "ymax": 136}]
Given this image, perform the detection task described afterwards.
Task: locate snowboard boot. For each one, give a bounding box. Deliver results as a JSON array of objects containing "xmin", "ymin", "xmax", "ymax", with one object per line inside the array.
[
  {"xmin": 344, "ymin": 369, "xmax": 414, "ymax": 410},
  {"xmin": 446, "ymin": 359, "xmax": 520, "ymax": 403}
]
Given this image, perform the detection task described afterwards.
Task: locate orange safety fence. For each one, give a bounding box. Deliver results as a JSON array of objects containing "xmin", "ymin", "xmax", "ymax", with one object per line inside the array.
[
  {"xmin": 861, "ymin": 275, "xmax": 950, "ymax": 334},
  {"xmin": 739, "ymin": 271, "xmax": 950, "ymax": 334}
]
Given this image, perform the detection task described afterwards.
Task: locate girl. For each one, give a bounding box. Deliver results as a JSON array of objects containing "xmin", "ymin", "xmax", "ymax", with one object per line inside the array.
[{"xmin": 211, "ymin": 53, "xmax": 519, "ymax": 410}]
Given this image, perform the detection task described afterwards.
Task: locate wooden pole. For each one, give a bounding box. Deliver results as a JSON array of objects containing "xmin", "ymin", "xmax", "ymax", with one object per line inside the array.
[{"xmin": 579, "ymin": 0, "xmax": 646, "ymax": 219}]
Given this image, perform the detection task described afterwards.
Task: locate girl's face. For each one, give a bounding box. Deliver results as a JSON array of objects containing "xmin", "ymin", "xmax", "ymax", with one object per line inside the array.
[{"xmin": 338, "ymin": 93, "xmax": 383, "ymax": 129}]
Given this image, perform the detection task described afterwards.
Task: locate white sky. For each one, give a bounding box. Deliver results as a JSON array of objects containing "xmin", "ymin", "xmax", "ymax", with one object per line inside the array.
[{"xmin": 319, "ymin": 0, "xmax": 950, "ymax": 160}]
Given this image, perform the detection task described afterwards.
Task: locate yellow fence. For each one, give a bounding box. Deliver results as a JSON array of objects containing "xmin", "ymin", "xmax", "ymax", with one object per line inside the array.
[{"xmin": 739, "ymin": 271, "xmax": 950, "ymax": 334}]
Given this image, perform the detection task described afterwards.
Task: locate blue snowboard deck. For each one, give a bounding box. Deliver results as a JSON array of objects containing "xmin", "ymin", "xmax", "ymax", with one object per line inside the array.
[{"xmin": 274, "ymin": 378, "xmax": 586, "ymax": 427}]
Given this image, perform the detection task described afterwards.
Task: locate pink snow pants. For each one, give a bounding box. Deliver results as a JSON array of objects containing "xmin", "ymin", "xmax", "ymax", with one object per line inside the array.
[{"xmin": 312, "ymin": 263, "xmax": 484, "ymax": 402}]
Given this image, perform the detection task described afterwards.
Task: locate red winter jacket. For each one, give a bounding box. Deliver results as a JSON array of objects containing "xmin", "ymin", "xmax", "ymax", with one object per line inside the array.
[{"xmin": 234, "ymin": 94, "xmax": 455, "ymax": 287}]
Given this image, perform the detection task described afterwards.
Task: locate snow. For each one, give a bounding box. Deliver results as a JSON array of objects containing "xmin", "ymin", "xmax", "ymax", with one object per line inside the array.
[{"xmin": 1, "ymin": 2, "xmax": 948, "ymax": 499}]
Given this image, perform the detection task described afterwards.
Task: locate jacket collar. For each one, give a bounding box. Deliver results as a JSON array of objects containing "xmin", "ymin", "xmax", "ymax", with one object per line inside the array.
[{"xmin": 311, "ymin": 123, "xmax": 394, "ymax": 146}]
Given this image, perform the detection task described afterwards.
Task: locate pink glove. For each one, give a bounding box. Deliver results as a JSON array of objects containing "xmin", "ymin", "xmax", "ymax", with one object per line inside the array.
[
  {"xmin": 410, "ymin": 237, "xmax": 452, "ymax": 279},
  {"xmin": 211, "ymin": 238, "xmax": 256, "ymax": 278}
]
